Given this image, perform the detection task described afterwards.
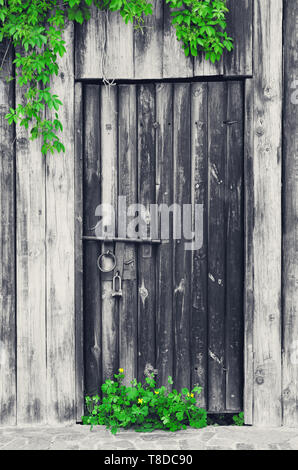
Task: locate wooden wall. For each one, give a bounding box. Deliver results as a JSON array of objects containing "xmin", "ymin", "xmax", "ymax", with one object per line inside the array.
[{"xmin": 0, "ymin": 0, "xmax": 297, "ymax": 426}]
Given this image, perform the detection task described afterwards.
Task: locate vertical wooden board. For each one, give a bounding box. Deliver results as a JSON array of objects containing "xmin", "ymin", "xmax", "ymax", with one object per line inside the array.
[
  {"xmin": 244, "ymin": 79, "xmax": 254, "ymax": 425},
  {"xmin": 101, "ymin": 85, "xmax": 118, "ymax": 381},
  {"xmin": 282, "ymin": 0, "xmax": 298, "ymax": 427},
  {"xmin": 173, "ymin": 83, "xmax": 191, "ymax": 391},
  {"xmin": 193, "ymin": 53, "xmax": 223, "ymax": 78},
  {"xmin": 75, "ymin": 5, "xmax": 106, "ymax": 79},
  {"xmin": 16, "ymin": 93, "xmax": 46, "ymax": 424},
  {"xmin": 155, "ymin": 83, "xmax": 174, "ymax": 388},
  {"xmin": 225, "ymin": 82, "xmax": 244, "ymax": 411},
  {"xmin": 118, "ymin": 85, "xmax": 138, "ymax": 385},
  {"xmin": 224, "ymin": 0, "xmax": 253, "ymax": 76},
  {"xmin": 105, "ymin": 12, "xmax": 134, "ymax": 79},
  {"xmin": 134, "ymin": 0, "xmax": 163, "ymax": 79},
  {"xmin": 190, "ymin": 82, "xmax": 208, "ymax": 408},
  {"xmin": 0, "ymin": 40, "xmax": 16, "ymax": 425},
  {"xmin": 207, "ymin": 82, "xmax": 227, "ymax": 412},
  {"xmin": 137, "ymin": 84, "xmax": 156, "ymax": 381},
  {"xmin": 163, "ymin": 3, "xmax": 193, "ymax": 78},
  {"xmin": 252, "ymin": 0, "xmax": 282, "ymax": 427},
  {"xmin": 83, "ymin": 85, "xmax": 102, "ymax": 396},
  {"xmin": 74, "ymin": 82, "xmax": 84, "ymax": 420},
  {"xmin": 46, "ymin": 23, "xmax": 75, "ymax": 423}
]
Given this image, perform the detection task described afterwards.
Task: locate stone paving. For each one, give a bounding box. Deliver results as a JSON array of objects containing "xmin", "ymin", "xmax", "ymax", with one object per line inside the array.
[{"xmin": 1, "ymin": 425, "xmax": 298, "ymax": 450}]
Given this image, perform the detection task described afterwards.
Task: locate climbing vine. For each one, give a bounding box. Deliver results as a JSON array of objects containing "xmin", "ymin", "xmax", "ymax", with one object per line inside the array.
[{"xmin": 0, "ymin": 0, "xmax": 233, "ymax": 154}]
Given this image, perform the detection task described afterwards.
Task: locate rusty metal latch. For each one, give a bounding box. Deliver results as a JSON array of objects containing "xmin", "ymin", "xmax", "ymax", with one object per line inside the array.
[{"xmin": 112, "ymin": 271, "xmax": 123, "ymax": 298}]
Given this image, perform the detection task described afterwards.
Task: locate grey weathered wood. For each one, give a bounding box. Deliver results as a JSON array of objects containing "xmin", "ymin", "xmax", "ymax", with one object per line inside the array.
[
  {"xmin": 162, "ymin": 3, "xmax": 193, "ymax": 78},
  {"xmin": 74, "ymin": 81, "xmax": 84, "ymax": 421},
  {"xmin": 190, "ymin": 82, "xmax": 208, "ymax": 408},
  {"xmin": 244, "ymin": 78, "xmax": 254, "ymax": 425},
  {"xmin": 0, "ymin": 40, "xmax": 16, "ymax": 425},
  {"xmin": 134, "ymin": 0, "xmax": 163, "ymax": 79},
  {"xmin": 83, "ymin": 84, "xmax": 102, "ymax": 396},
  {"xmin": 137, "ymin": 84, "xmax": 156, "ymax": 380},
  {"xmin": 173, "ymin": 83, "xmax": 191, "ymax": 391},
  {"xmin": 225, "ymin": 81, "xmax": 244, "ymax": 411},
  {"xmin": 16, "ymin": 83, "xmax": 47, "ymax": 424},
  {"xmin": 224, "ymin": 0, "xmax": 253, "ymax": 76},
  {"xmin": 105, "ymin": 11, "xmax": 134, "ymax": 79},
  {"xmin": 46, "ymin": 22, "xmax": 75, "ymax": 423},
  {"xmin": 250, "ymin": 0, "xmax": 283, "ymax": 426},
  {"xmin": 207, "ymin": 82, "xmax": 227, "ymax": 412},
  {"xmin": 282, "ymin": 0, "xmax": 298, "ymax": 427},
  {"xmin": 118, "ymin": 85, "xmax": 138, "ymax": 385},
  {"xmin": 155, "ymin": 83, "xmax": 174, "ymax": 388},
  {"xmin": 75, "ymin": 5, "xmax": 106, "ymax": 79},
  {"xmin": 101, "ymin": 85, "xmax": 119, "ymax": 382}
]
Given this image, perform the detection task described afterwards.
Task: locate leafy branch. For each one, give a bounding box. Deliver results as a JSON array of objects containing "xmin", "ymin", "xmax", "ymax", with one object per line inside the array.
[{"xmin": 0, "ymin": 0, "xmax": 233, "ymax": 155}]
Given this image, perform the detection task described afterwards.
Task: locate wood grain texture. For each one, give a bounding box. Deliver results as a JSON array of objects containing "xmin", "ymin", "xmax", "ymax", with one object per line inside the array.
[
  {"xmin": 75, "ymin": 5, "xmax": 106, "ymax": 79},
  {"xmin": 46, "ymin": 22, "xmax": 75, "ymax": 423},
  {"xmin": 282, "ymin": 0, "xmax": 298, "ymax": 427},
  {"xmin": 134, "ymin": 0, "xmax": 163, "ymax": 79},
  {"xmin": 83, "ymin": 84, "xmax": 102, "ymax": 396},
  {"xmin": 251, "ymin": 0, "xmax": 283, "ymax": 426},
  {"xmin": 163, "ymin": 5, "xmax": 193, "ymax": 78},
  {"xmin": 0, "ymin": 40, "xmax": 16, "ymax": 425},
  {"xmin": 74, "ymin": 81, "xmax": 84, "ymax": 420},
  {"xmin": 207, "ymin": 82, "xmax": 227, "ymax": 412},
  {"xmin": 173, "ymin": 83, "xmax": 191, "ymax": 391},
  {"xmin": 101, "ymin": 85, "xmax": 119, "ymax": 381},
  {"xmin": 137, "ymin": 84, "xmax": 156, "ymax": 381},
  {"xmin": 225, "ymin": 81, "xmax": 244, "ymax": 411},
  {"xmin": 244, "ymin": 78, "xmax": 254, "ymax": 425},
  {"xmin": 118, "ymin": 85, "xmax": 138, "ymax": 386},
  {"xmin": 105, "ymin": 11, "xmax": 134, "ymax": 79},
  {"xmin": 190, "ymin": 82, "xmax": 208, "ymax": 408},
  {"xmin": 16, "ymin": 85, "xmax": 47, "ymax": 425},
  {"xmin": 155, "ymin": 83, "xmax": 174, "ymax": 388},
  {"xmin": 224, "ymin": 0, "xmax": 253, "ymax": 76}
]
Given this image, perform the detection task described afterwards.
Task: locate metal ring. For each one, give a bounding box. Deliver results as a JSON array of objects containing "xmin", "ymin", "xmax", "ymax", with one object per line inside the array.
[{"xmin": 97, "ymin": 250, "xmax": 116, "ymax": 273}]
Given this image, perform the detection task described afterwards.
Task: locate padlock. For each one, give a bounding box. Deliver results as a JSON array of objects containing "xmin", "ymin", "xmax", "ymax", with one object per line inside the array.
[{"xmin": 112, "ymin": 271, "xmax": 123, "ymax": 298}]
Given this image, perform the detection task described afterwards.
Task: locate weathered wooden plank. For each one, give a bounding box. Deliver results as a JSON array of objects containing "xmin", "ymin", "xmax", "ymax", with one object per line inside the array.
[
  {"xmin": 282, "ymin": 0, "xmax": 298, "ymax": 427},
  {"xmin": 225, "ymin": 81, "xmax": 244, "ymax": 411},
  {"xmin": 224, "ymin": 0, "xmax": 253, "ymax": 76},
  {"xmin": 251, "ymin": 0, "xmax": 283, "ymax": 426},
  {"xmin": 190, "ymin": 82, "xmax": 208, "ymax": 408},
  {"xmin": 105, "ymin": 12, "xmax": 134, "ymax": 79},
  {"xmin": 75, "ymin": 5, "xmax": 106, "ymax": 79},
  {"xmin": 0, "ymin": 40, "xmax": 16, "ymax": 425},
  {"xmin": 83, "ymin": 84, "xmax": 102, "ymax": 396},
  {"xmin": 137, "ymin": 84, "xmax": 156, "ymax": 381},
  {"xmin": 118, "ymin": 85, "xmax": 138, "ymax": 385},
  {"xmin": 193, "ymin": 53, "xmax": 223, "ymax": 78},
  {"xmin": 16, "ymin": 84, "xmax": 47, "ymax": 424},
  {"xmin": 74, "ymin": 81, "xmax": 84, "ymax": 421},
  {"xmin": 244, "ymin": 78, "xmax": 254, "ymax": 425},
  {"xmin": 46, "ymin": 22, "xmax": 75, "ymax": 423},
  {"xmin": 207, "ymin": 82, "xmax": 227, "ymax": 412},
  {"xmin": 155, "ymin": 83, "xmax": 174, "ymax": 388},
  {"xmin": 173, "ymin": 83, "xmax": 191, "ymax": 391},
  {"xmin": 163, "ymin": 3, "xmax": 193, "ymax": 78},
  {"xmin": 134, "ymin": 0, "xmax": 163, "ymax": 79},
  {"xmin": 101, "ymin": 85, "xmax": 119, "ymax": 381}
]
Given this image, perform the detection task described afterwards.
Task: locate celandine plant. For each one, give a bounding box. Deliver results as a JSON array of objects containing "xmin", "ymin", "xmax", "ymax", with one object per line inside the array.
[
  {"xmin": 82, "ymin": 369, "xmax": 207, "ymax": 434},
  {"xmin": 0, "ymin": 0, "xmax": 233, "ymax": 154}
]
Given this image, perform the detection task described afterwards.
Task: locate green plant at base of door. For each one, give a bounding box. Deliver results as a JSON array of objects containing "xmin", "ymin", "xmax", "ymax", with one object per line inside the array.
[
  {"xmin": 82, "ymin": 369, "xmax": 207, "ymax": 434},
  {"xmin": 0, "ymin": 0, "xmax": 233, "ymax": 155}
]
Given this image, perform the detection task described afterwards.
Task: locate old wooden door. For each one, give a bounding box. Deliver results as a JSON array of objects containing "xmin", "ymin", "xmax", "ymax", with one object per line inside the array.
[{"xmin": 81, "ymin": 80, "xmax": 244, "ymax": 413}]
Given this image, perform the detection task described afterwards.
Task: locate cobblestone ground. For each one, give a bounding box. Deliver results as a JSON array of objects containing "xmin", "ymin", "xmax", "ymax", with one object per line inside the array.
[{"xmin": 1, "ymin": 425, "xmax": 298, "ymax": 450}]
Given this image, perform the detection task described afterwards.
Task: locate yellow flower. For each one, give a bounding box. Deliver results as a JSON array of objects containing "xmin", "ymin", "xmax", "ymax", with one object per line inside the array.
[
  {"xmin": 154, "ymin": 391, "xmax": 159, "ymax": 395},
  {"xmin": 138, "ymin": 398, "xmax": 143, "ymax": 404},
  {"xmin": 119, "ymin": 368, "xmax": 124, "ymax": 373},
  {"xmin": 190, "ymin": 393, "xmax": 194, "ymax": 398}
]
